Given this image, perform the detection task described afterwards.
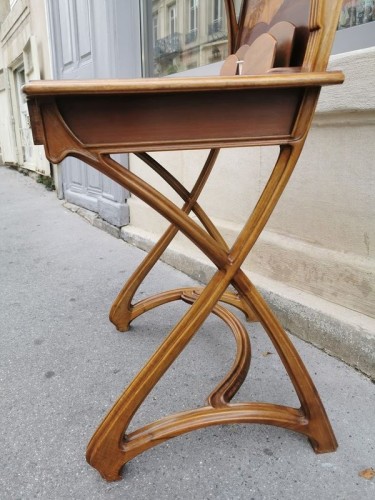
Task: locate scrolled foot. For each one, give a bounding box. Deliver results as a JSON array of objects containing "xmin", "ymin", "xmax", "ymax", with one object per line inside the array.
[
  {"xmin": 308, "ymin": 436, "xmax": 338, "ymax": 454},
  {"xmin": 86, "ymin": 446, "xmax": 126, "ymax": 482},
  {"xmin": 109, "ymin": 307, "xmax": 132, "ymax": 332}
]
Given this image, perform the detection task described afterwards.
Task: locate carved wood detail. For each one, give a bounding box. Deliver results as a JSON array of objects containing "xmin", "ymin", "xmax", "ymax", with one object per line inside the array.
[{"xmin": 24, "ymin": 0, "xmax": 344, "ymax": 482}]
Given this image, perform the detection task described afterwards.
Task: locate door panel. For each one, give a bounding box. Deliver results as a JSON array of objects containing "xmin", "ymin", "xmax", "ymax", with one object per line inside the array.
[
  {"xmin": 48, "ymin": 0, "xmax": 130, "ymax": 226},
  {"xmin": 76, "ymin": 0, "xmax": 92, "ymax": 61},
  {"xmin": 58, "ymin": 0, "xmax": 75, "ymax": 70}
]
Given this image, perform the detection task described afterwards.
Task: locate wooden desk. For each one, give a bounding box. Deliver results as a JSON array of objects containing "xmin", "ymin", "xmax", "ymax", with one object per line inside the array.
[{"xmin": 24, "ymin": 0, "xmax": 344, "ymax": 482}]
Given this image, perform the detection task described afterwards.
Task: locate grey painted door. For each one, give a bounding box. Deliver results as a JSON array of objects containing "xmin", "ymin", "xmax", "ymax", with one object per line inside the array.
[{"xmin": 47, "ymin": 0, "xmax": 142, "ymax": 226}]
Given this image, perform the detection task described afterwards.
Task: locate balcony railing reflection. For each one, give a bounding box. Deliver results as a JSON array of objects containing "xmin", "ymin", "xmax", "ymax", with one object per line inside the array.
[
  {"xmin": 208, "ymin": 18, "xmax": 226, "ymax": 41},
  {"xmin": 185, "ymin": 29, "xmax": 198, "ymax": 44},
  {"xmin": 208, "ymin": 18, "xmax": 223, "ymax": 34},
  {"xmin": 154, "ymin": 33, "xmax": 182, "ymax": 58}
]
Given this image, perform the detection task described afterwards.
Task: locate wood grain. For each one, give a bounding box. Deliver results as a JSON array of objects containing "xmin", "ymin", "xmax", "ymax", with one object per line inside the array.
[{"xmin": 25, "ymin": 0, "xmax": 344, "ymax": 482}]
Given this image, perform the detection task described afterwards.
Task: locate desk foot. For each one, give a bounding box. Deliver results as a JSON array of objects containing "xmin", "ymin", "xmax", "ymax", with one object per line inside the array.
[
  {"xmin": 86, "ymin": 442, "xmax": 125, "ymax": 482},
  {"xmin": 309, "ymin": 436, "xmax": 338, "ymax": 455},
  {"xmin": 308, "ymin": 433, "xmax": 338, "ymax": 454}
]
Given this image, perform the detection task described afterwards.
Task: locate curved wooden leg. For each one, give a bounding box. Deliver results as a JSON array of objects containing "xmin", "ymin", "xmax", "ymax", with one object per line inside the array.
[
  {"xmin": 87, "ymin": 269, "xmax": 245, "ymax": 480},
  {"xmin": 109, "ymin": 225, "xmax": 182, "ymax": 331},
  {"xmin": 181, "ymin": 289, "xmax": 251, "ymax": 407},
  {"xmin": 109, "ymin": 149, "xmax": 257, "ymax": 331},
  {"xmin": 109, "ymin": 149, "xmax": 220, "ymax": 331},
  {"xmin": 233, "ymin": 273, "xmax": 337, "ymax": 453},
  {"xmin": 36, "ymin": 101, "xmax": 337, "ymax": 482},
  {"xmin": 113, "ymin": 282, "xmax": 337, "ymax": 453},
  {"xmin": 224, "ymin": 144, "xmax": 337, "ymax": 453},
  {"xmin": 81, "ymin": 147, "xmax": 337, "ymax": 481},
  {"xmin": 87, "ymin": 270, "xmax": 336, "ymax": 481}
]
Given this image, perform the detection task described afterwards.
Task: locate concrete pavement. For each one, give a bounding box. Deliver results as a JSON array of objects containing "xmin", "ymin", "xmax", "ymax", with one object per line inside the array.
[{"xmin": 0, "ymin": 165, "xmax": 374, "ymax": 499}]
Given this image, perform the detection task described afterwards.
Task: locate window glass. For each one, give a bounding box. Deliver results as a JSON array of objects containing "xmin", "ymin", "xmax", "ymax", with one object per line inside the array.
[
  {"xmin": 338, "ymin": 0, "xmax": 375, "ymax": 29},
  {"xmin": 143, "ymin": 1, "xmax": 374, "ymax": 77},
  {"xmin": 169, "ymin": 3, "xmax": 177, "ymax": 34},
  {"xmin": 187, "ymin": 0, "xmax": 198, "ymax": 43},
  {"xmin": 146, "ymin": 0, "xmax": 229, "ymax": 77}
]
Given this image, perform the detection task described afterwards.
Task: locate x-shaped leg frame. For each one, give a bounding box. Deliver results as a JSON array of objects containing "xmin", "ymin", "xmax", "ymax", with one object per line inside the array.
[{"xmin": 78, "ymin": 143, "xmax": 338, "ymax": 481}]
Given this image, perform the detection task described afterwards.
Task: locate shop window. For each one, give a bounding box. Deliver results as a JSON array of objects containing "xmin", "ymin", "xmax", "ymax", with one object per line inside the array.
[
  {"xmin": 333, "ymin": 0, "xmax": 375, "ymax": 53},
  {"xmin": 143, "ymin": 0, "xmax": 228, "ymax": 76},
  {"xmin": 338, "ymin": 0, "xmax": 374, "ymax": 29},
  {"xmin": 142, "ymin": 1, "xmax": 374, "ymax": 77}
]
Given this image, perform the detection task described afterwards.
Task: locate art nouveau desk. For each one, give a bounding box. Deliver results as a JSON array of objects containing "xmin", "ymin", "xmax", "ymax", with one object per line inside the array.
[{"xmin": 24, "ymin": 0, "xmax": 344, "ymax": 482}]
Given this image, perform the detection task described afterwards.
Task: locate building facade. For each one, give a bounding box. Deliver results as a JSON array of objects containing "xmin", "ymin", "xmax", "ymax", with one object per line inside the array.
[{"xmin": 0, "ymin": 0, "xmax": 51, "ymax": 174}]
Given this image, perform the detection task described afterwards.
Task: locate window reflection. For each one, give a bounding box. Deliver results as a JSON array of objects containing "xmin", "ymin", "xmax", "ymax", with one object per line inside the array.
[
  {"xmin": 338, "ymin": 0, "xmax": 375, "ymax": 29},
  {"xmin": 149, "ymin": 0, "xmax": 228, "ymax": 76},
  {"xmin": 145, "ymin": 0, "xmax": 373, "ymax": 77}
]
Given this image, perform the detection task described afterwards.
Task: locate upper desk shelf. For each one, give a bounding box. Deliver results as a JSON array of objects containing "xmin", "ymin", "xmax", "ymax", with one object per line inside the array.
[
  {"xmin": 23, "ymin": 0, "xmax": 345, "ymax": 157},
  {"xmin": 23, "ymin": 71, "xmax": 344, "ymax": 157}
]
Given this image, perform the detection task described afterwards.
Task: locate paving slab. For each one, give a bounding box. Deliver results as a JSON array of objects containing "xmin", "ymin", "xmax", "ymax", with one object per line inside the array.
[{"xmin": 0, "ymin": 166, "xmax": 374, "ymax": 500}]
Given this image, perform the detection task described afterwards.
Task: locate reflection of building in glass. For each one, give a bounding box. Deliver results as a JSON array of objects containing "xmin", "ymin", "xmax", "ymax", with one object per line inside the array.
[
  {"xmin": 151, "ymin": 0, "xmax": 228, "ymax": 76},
  {"xmin": 338, "ymin": 0, "xmax": 374, "ymax": 29}
]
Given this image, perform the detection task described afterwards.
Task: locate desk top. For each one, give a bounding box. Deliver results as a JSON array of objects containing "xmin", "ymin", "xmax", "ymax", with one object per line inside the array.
[{"xmin": 23, "ymin": 72, "xmax": 344, "ymax": 97}]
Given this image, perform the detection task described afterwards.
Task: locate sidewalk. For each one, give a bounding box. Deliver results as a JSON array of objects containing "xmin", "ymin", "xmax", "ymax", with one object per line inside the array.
[{"xmin": 0, "ymin": 165, "xmax": 374, "ymax": 500}]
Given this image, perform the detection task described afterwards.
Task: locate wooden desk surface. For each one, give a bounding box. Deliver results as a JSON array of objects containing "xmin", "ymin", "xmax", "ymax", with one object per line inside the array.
[{"xmin": 23, "ymin": 72, "xmax": 344, "ymax": 96}]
